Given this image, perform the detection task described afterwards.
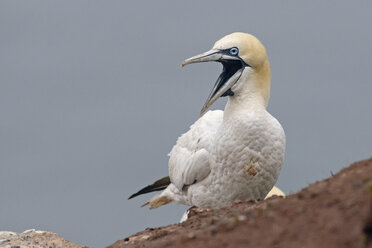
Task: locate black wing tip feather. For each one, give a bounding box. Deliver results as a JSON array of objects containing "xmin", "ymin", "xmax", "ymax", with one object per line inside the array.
[
  {"xmin": 128, "ymin": 184, "xmax": 161, "ymax": 199},
  {"xmin": 128, "ymin": 176, "xmax": 171, "ymax": 200},
  {"xmin": 128, "ymin": 191, "xmax": 141, "ymax": 200}
]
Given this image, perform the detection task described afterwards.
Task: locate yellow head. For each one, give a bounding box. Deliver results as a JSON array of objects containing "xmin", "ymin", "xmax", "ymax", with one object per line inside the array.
[
  {"xmin": 182, "ymin": 32, "xmax": 271, "ymax": 113},
  {"xmin": 213, "ymin": 32, "xmax": 269, "ymax": 69}
]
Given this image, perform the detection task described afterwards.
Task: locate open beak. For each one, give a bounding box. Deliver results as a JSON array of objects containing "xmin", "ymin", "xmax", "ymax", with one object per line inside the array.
[{"xmin": 181, "ymin": 49, "xmax": 245, "ymax": 115}]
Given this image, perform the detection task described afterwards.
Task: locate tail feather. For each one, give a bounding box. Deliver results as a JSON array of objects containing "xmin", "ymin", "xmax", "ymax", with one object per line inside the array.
[
  {"xmin": 265, "ymin": 186, "xmax": 285, "ymax": 199},
  {"xmin": 141, "ymin": 195, "xmax": 173, "ymax": 209},
  {"xmin": 128, "ymin": 176, "xmax": 170, "ymax": 200}
]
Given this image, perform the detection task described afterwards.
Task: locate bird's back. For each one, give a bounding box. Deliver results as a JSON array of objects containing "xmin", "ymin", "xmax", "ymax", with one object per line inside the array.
[
  {"xmin": 170, "ymin": 110, "xmax": 223, "ymax": 159},
  {"xmin": 168, "ymin": 110, "xmax": 223, "ymax": 192}
]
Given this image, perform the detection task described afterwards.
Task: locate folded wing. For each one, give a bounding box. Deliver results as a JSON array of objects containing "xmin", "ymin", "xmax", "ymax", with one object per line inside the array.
[{"xmin": 169, "ymin": 110, "xmax": 223, "ymax": 191}]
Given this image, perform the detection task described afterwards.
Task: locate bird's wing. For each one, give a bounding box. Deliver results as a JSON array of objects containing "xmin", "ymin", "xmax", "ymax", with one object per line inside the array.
[{"xmin": 169, "ymin": 110, "xmax": 223, "ymax": 191}]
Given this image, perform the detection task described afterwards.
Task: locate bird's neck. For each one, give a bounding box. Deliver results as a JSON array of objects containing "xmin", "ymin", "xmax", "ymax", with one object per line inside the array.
[{"xmin": 223, "ymin": 61, "xmax": 271, "ymax": 121}]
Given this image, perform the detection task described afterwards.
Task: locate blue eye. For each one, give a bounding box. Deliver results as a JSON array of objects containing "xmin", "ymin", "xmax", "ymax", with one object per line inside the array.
[{"xmin": 229, "ymin": 47, "xmax": 239, "ymax": 56}]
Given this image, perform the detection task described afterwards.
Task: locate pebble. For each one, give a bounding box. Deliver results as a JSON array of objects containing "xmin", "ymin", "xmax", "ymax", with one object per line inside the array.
[{"xmin": 237, "ymin": 215, "xmax": 246, "ymax": 221}]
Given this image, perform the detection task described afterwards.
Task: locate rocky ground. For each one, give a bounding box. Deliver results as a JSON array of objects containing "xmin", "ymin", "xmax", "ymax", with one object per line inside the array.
[
  {"xmin": 2, "ymin": 158, "xmax": 371, "ymax": 248},
  {"xmin": 0, "ymin": 229, "xmax": 88, "ymax": 248},
  {"xmin": 108, "ymin": 158, "xmax": 372, "ymax": 248}
]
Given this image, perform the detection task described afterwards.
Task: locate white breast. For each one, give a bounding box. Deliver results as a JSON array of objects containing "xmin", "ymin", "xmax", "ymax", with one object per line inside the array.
[{"xmin": 165, "ymin": 108, "xmax": 285, "ymax": 208}]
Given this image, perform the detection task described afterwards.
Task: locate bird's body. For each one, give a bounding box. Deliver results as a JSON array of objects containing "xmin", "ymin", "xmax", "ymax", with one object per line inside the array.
[
  {"xmin": 129, "ymin": 33, "xmax": 286, "ymax": 209},
  {"xmin": 166, "ymin": 107, "xmax": 285, "ymax": 208}
]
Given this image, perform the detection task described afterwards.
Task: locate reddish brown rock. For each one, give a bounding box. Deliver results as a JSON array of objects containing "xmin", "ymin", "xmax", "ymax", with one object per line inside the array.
[{"xmin": 108, "ymin": 158, "xmax": 372, "ymax": 248}]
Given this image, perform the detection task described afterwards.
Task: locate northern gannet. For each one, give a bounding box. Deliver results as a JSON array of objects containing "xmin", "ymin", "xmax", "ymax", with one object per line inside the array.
[{"xmin": 129, "ymin": 32, "xmax": 286, "ymax": 209}]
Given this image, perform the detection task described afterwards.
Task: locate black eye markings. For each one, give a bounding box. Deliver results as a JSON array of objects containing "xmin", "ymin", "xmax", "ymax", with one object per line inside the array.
[
  {"xmin": 218, "ymin": 47, "xmax": 250, "ymax": 67},
  {"xmin": 220, "ymin": 47, "xmax": 239, "ymax": 56}
]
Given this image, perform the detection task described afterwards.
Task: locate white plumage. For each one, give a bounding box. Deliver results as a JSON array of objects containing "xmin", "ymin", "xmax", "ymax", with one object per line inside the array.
[
  {"xmin": 130, "ymin": 32, "xmax": 286, "ymax": 209},
  {"xmin": 164, "ymin": 100, "xmax": 285, "ymax": 208}
]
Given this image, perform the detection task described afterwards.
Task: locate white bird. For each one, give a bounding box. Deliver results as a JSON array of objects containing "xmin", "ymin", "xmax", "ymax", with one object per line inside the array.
[{"xmin": 129, "ymin": 32, "xmax": 286, "ymax": 209}]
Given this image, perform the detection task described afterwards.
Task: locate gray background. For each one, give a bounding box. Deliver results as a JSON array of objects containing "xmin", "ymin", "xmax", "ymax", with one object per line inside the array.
[{"xmin": 0, "ymin": 1, "xmax": 371, "ymax": 247}]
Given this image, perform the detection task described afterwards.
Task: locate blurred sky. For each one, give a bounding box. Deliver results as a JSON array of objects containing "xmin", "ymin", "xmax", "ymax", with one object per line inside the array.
[{"xmin": 0, "ymin": 1, "xmax": 371, "ymax": 247}]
